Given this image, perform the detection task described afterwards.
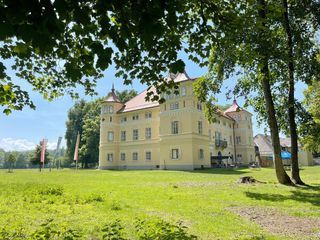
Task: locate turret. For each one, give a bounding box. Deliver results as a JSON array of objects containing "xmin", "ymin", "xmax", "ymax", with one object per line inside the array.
[{"xmin": 99, "ymin": 85, "xmax": 124, "ymax": 169}]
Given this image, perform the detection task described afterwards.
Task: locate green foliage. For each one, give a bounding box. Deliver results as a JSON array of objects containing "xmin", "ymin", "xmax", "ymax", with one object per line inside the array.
[
  {"xmin": 300, "ymin": 80, "xmax": 320, "ymax": 152},
  {"xmin": 116, "ymin": 90, "xmax": 138, "ymax": 103},
  {"xmin": 135, "ymin": 218, "xmax": 197, "ymax": 240},
  {"xmin": 0, "ymin": 1, "xmax": 186, "ymax": 113},
  {"xmin": 39, "ymin": 186, "xmax": 64, "ymax": 196},
  {"xmin": 31, "ymin": 219, "xmax": 82, "ymax": 240},
  {"xmin": 65, "ymin": 90, "xmax": 137, "ymax": 167},
  {"xmin": 1, "ymin": 168, "xmax": 320, "ymax": 239},
  {"xmin": 101, "ymin": 220, "xmax": 126, "ymax": 240}
]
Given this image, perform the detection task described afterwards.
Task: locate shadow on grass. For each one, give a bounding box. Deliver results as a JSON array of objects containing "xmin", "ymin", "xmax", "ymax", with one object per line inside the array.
[
  {"xmin": 187, "ymin": 168, "xmax": 250, "ymax": 175},
  {"xmin": 245, "ymin": 189, "xmax": 320, "ymax": 206}
]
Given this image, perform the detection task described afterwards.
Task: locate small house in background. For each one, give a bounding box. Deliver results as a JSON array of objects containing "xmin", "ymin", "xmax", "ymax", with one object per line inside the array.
[{"xmin": 254, "ymin": 134, "xmax": 314, "ymax": 167}]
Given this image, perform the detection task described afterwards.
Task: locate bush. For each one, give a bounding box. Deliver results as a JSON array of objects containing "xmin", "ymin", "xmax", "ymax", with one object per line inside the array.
[
  {"xmin": 39, "ymin": 186, "xmax": 64, "ymax": 196},
  {"xmin": 135, "ymin": 218, "xmax": 197, "ymax": 240},
  {"xmin": 31, "ymin": 219, "xmax": 82, "ymax": 240},
  {"xmin": 101, "ymin": 220, "xmax": 126, "ymax": 240}
]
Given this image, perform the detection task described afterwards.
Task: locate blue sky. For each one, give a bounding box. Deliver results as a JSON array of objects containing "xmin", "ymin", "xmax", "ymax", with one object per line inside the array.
[{"xmin": 0, "ymin": 53, "xmax": 307, "ymax": 151}]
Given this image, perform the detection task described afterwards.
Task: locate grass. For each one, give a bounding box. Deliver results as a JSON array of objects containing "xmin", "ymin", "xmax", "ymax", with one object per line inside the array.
[{"xmin": 0, "ymin": 167, "xmax": 319, "ymax": 239}]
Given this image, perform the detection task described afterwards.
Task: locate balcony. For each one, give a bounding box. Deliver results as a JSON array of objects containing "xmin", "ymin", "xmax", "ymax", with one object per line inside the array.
[{"xmin": 215, "ymin": 139, "xmax": 228, "ymax": 148}]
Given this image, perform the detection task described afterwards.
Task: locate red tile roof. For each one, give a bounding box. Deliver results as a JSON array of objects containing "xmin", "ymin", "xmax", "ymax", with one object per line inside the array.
[
  {"xmin": 121, "ymin": 86, "xmax": 159, "ymax": 112},
  {"xmin": 224, "ymin": 100, "xmax": 242, "ymax": 113}
]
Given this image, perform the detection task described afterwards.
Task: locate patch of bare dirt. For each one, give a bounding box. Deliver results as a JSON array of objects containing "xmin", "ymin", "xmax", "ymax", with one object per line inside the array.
[{"xmin": 229, "ymin": 206, "xmax": 320, "ymax": 239}]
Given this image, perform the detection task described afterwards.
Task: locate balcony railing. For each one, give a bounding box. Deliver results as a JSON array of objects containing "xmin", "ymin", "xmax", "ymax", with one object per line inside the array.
[{"xmin": 215, "ymin": 139, "xmax": 228, "ymax": 148}]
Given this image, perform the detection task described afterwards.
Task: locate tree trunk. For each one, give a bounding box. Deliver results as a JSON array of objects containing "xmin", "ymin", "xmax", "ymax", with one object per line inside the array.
[
  {"xmin": 257, "ymin": 0, "xmax": 292, "ymax": 185},
  {"xmin": 282, "ymin": 0, "xmax": 305, "ymax": 185}
]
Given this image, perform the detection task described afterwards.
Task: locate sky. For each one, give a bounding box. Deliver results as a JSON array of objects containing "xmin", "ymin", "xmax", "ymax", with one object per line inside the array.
[{"xmin": 0, "ymin": 52, "xmax": 307, "ymax": 152}]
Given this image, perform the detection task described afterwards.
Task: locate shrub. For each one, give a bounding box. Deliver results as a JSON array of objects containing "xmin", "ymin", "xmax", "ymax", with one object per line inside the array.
[
  {"xmin": 39, "ymin": 186, "xmax": 64, "ymax": 196},
  {"xmin": 101, "ymin": 220, "xmax": 126, "ymax": 240},
  {"xmin": 135, "ymin": 218, "xmax": 197, "ymax": 240}
]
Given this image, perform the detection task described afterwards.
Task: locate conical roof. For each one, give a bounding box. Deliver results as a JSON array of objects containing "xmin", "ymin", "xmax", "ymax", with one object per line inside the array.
[
  {"xmin": 105, "ymin": 84, "xmax": 121, "ymax": 103},
  {"xmin": 224, "ymin": 100, "xmax": 242, "ymax": 113}
]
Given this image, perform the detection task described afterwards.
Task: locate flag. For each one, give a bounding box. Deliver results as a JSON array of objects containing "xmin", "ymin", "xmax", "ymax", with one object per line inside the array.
[
  {"xmin": 73, "ymin": 132, "xmax": 80, "ymax": 162},
  {"xmin": 40, "ymin": 139, "xmax": 47, "ymax": 163},
  {"xmin": 54, "ymin": 137, "xmax": 62, "ymax": 158}
]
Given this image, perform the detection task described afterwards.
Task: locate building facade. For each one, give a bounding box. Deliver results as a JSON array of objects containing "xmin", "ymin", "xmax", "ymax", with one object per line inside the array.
[
  {"xmin": 99, "ymin": 73, "xmax": 255, "ymax": 170},
  {"xmin": 254, "ymin": 134, "xmax": 314, "ymax": 167}
]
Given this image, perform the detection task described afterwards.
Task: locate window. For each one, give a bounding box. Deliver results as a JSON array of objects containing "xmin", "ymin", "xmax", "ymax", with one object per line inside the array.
[
  {"xmin": 181, "ymin": 86, "xmax": 186, "ymax": 96},
  {"xmin": 171, "ymin": 149, "xmax": 179, "ymax": 159},
  {"xmin": 198, "ymin": 121, "xmax": 203, "ymax": 134},
  {"xmin": 171, "ymin": 121, "xmax": 179, "ymax": 134},
  {"xmin": 230, "ymin": 136, "xmax": 233, "ymax": 145},
  {"xmin": 217, "ymin": 119, "xmax": 221, "ymax": 124},
  {"xmin": 101, "ymin": 105, "xmax": 114, "ymax": 114},
  {"xmin": 133, "ymin": 129, "xmax": 139, "ymax": 140},
  {"xmin": 223, "ymin": 121, "xmax": 226, "ymax": 126},
  {"xmin": 121, "ymin": 131, "xmax": 126, "ymax": 141},
  {"xmin": 145, "ymin": 128, "xmax": 151, "ymax": 139},
  {"xmin": 120, "ymin": 153, "xmax": 126, "ymax": 161},
  {"xmin": 170, "ymin": 102, "xmax": 179, "ymax": 110},
  {"xmin": 249, "ymin": 137, "xmax": 252, "ymax": 145},
  {"xmin": 110, "ymin": 116, "xmax": 113, "ymax": 122},
  {"xmin": 248, "ymin": 125, "xmax": 251, "ymax": 129},
  {"xmin": 132, "ymin": 114, "xmax": 139, "ymax": 120},
  {"xmin": 229, "ymin": 123, "xmax": 232, "ymax": 128},
  {"xmin": 107, "ymin": 153, "xmax": 113, "ymax": 162},
  {"xmin": 209, "ymin": 129, "xmax": 212, "ymax": 140},
  {"xmin": 215, "ymin": 131, "xmax": 221, "ymax": 140},
  {"xmin": 121, "ymin": 117, "xmax": 127, "ymax": 123},
  {"xmin": 199, "ymin": 149, "xmax": 204, "ymax": 160},
  {"xmin": 145, "ymin": 112, "xmax": 152, "ymax": 119},
  {"xmin": 108, "ymin": 131, "xmax": 114, "ymax": 142},
  {"xmin": 236, "ymin": 136, "xmax": 241, "ymax": 144},
  {"xmin": 183, "ymin": 100, "xmax": 185, "ymax": 108},
  {"xmin": 146, "ymin": 151, "xmax": 151, "ymax": 160},
  {"xmin": 197, "ymin": 101, "xmax": 202, "ymax": 110},
  {"xmin": 132, "ymin": 152, "xmax": 138, "ymax": 160}
]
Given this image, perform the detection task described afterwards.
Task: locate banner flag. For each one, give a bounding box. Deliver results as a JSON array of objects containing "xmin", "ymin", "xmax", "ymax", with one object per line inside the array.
[
  {"xmin": 40, "ymin": 139, "xmax": 47, "ymax": 163},
  {"xmin": 55, "ymin": 137, "xmax": 62, "ymax": 158},
  {"xmin": 73, "ymin": 132, "xmax": 80, "ymax": 162}
]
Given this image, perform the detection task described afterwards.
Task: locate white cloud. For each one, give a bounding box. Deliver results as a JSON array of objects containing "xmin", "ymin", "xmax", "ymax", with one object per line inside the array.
[{"xmin": 0, "ymin": 138, "xmax": 61, "ymax": 152}]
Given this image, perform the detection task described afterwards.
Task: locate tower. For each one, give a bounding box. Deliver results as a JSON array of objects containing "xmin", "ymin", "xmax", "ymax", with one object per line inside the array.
[
  {"xmin": 99, "ymin": 85, "xmax": 124, "ymax": 169},
  {"xmin": 224, "ymin": 100, "xmax": 255, "ymax": 165}
]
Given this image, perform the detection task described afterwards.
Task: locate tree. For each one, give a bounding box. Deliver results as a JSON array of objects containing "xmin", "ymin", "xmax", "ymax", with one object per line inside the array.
[
  {"xmin": 6, "ymin": 152, "xmax": 16, "ymax": 172},
  {"xmin": 0, "ymin": 1, "xmax": 186, "ymax": 114},
  {"xmin": 116, "ymin": 90, "xmax": 138, "ymax": 103},
  {"xmin": 30, "ymin": 144, "xmax": 50, "ymax": 166},
  {"xmin": 300, "ymin": 80, "xmax": 320, "ymax": 152},
  {"xmin": 65, "ymin": 90, "xmax": 137, "ymax": 167}
]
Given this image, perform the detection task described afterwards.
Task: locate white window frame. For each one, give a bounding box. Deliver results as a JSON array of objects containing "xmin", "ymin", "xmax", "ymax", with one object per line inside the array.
[
  {"xmin": 121, "ymin": 117, "xmax": 127, "ymax": 123},
  {"xmin": 132, "ymin": 114, "xmax": 139, "ymax": 120},
  {"xmin": 145, "ymin": 112, "xmax": 152, "ymax": 119},
  {"xmin": 107, "ymin": 153, "xmax": 113, "ymax": 162},
  {"xmin": 120, "ymin": 153, "xmax": 126, "ymax": 161},
  {"xmin": 171, "ymin": 121, "xmax": 179, "ymax": 134},
  {"xmin": 170, "ymin": 102, "xmax": 179, "ymax": 110},
  {"xmin": 181, "ymin": 86, "xmax": 186, "ymax": 96},
  {"xmin": 145, "ymin": 151, "xmax": 151, "ymax": 161},
  {"xmin": 145, "ymin": 127, "xmax": 151, "ymax": 139},
  {"xmin": 171, "ymin": 149, "xmax": 180, "ymax": 159},
  {"xmin": 198, "ymin": 121, "xmax": 203, "ymax": 134},
  {"xmin": 107, "ymin": 131, "xmax": 114, "ymax": 142},
  {"xmin": 133, "ymin": 129, "xmax": 139, "ymax": 140},
  {"xmin": 121, "ymin": 131, "xmax": 126, "ymax": 141},
  {"xmin": 132, "ymin": 152, "xmax": 138, "ymax": 161}
]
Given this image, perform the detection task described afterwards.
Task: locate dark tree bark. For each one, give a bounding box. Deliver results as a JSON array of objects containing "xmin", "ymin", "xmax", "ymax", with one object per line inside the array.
[
  {"xmin": 257, "ymin": 0, "xmax": 292, "ymax": 185},
  {"xmin": 282, "ymin": 0, "xmax": 305, "ymax": 185}
]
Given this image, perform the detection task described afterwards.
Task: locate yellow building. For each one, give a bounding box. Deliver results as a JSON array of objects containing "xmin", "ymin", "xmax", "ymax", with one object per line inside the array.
[{"xmin": 99, "ymin": 73, "xmax": 255, "ymax": 170}]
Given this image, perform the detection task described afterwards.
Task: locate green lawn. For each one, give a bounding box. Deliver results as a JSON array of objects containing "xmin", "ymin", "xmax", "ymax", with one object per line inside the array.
[{"xmin": 0, "ymin": 167, "xmax": 319, "ymax": 239}]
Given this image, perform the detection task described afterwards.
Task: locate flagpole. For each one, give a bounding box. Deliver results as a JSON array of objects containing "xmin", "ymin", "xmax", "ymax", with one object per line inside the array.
[{"xmin": 73, "ymin": 132, "xmax": 80, "ymax": 171}]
